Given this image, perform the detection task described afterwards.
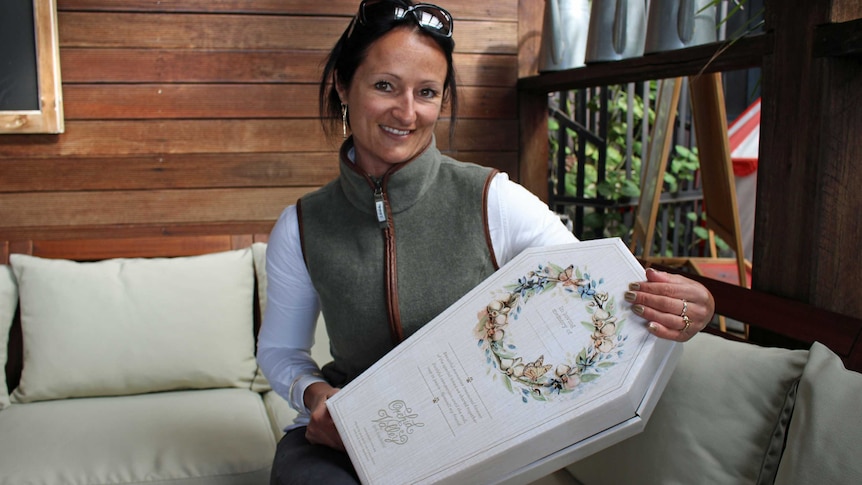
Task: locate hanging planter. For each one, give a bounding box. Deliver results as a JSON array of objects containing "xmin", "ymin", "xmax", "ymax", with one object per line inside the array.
[
  {"xmin": 538, "ymin": 0, "xmax": 592, "ymax": 72},
  {"xmin": 644, "ymin": 0, "xmax": 717, "ymax": 54},
  {"xmin": 584, "ymin": 0, "xmax": 648, "ymax": 63}
]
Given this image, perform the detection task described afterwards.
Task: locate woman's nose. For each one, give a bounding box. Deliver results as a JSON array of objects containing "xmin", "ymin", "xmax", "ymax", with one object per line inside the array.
[{"xmin": 392, "ymin": 94, "xmax": 417, "ymax": 125}]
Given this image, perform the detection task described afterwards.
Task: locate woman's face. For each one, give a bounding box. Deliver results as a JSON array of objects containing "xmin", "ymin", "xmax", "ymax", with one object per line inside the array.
[{"xmin": 337, "ymin": 27, "xmax": 448, "ymax": 178}]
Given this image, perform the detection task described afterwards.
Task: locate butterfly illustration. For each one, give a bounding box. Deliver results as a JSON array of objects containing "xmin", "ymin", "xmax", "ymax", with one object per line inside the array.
[{"xmin": 522, "ymin": 355, "xmax": 553, "ymax": 381}]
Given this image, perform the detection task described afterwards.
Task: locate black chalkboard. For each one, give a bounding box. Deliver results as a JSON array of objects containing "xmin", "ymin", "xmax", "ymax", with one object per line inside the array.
[{"xmin": 0, "ymin": 0, "xmax": 40, "ymax": 111}]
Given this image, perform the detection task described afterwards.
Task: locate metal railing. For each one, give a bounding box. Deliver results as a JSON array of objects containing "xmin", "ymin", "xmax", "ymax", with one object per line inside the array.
[{"xmin": 548, "ymin": 80, "xmax": 714, "ymax": 259}]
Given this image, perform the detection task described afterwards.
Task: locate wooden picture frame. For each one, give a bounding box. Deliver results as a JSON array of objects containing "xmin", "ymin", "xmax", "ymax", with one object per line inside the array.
[
  {"xmin": 0, "ymin": 0, "xmax": 64, "ymax": 134},
  {"xmin": 630, "ymin": 77, "xmax": 683, "ymax": 258}
]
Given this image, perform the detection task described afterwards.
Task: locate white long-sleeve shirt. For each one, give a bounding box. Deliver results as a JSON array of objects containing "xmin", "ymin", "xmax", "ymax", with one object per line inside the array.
[{"xmin": 257, "ymin": 172, "xmax": 577, "ymax": 429}]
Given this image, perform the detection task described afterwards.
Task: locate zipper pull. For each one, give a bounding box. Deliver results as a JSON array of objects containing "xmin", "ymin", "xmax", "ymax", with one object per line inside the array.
[{"xmin": 373, "ymin": 184, "xmax": 389, "ymax": 229}]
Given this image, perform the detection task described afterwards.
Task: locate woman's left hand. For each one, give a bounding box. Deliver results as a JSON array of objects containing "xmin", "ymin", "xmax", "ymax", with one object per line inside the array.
[{"xmin": 625, "ymin": 267, "xmax": 715, "ymax": 342}]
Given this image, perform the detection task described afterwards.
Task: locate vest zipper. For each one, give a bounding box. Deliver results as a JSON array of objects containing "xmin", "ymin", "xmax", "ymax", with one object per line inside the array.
[{"xmin": 370, "ymin": 175, "xmax": 404, "ymax": 343}]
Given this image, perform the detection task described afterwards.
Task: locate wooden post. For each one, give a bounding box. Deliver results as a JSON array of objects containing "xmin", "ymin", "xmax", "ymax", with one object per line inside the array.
[
  {"xmin": 755, "ymin": 0, "xmax": 862, "ymax": 319},
  {"xmin": 517, "ymin": 0, "xmax": 549, "ymax": 200}
]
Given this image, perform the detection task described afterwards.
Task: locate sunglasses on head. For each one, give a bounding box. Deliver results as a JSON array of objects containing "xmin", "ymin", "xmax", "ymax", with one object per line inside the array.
[{"xmin": 349, "ymin": 0, "xmax": 454, "ymax": 38}]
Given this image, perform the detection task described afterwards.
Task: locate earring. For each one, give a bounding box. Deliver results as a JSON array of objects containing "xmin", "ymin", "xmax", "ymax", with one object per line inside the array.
[{"xmin": 341, "ymin": 103, "xmax": 348, "ymax": 139}]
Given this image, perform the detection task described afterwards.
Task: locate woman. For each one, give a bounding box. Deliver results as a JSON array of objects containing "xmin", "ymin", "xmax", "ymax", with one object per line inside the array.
[{"xmin": 259, "ymin": 1, "xmax": 715, "ymax": 483}]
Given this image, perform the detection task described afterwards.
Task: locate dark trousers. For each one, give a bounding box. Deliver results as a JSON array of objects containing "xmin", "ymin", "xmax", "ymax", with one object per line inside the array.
[{"xmin": 270, "ymin": 427, "xmax": 360, "ymax": 485}]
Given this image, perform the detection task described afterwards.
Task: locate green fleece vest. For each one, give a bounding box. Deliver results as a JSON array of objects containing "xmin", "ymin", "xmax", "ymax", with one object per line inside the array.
[{"xmin": 298, "ymin": 139, "xmax": 498, "ymax": 386}]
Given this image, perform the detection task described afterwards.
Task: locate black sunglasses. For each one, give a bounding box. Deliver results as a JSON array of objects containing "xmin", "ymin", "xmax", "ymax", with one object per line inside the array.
[{"xmin": 348, "ymin": 0, "xmax": 454, "ymax": 38}]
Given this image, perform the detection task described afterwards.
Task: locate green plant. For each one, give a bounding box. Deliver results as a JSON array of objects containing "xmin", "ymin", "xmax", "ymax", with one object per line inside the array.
[{"xmin": 550, "ymin": 83, "xmax": 705, "ymax": 243}]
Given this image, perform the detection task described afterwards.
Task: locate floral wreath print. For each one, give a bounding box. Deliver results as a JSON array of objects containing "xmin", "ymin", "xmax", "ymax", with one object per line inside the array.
[{"xmin": 474, "ymin": 262, "xmax": 628, "ymax": 402}]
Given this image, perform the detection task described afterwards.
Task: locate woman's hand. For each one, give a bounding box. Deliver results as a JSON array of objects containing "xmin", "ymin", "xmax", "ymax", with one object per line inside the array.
[
  {"xmin": 304, "ymin": 382, "xmax": 345, "ymax": 451},
  {"xmin": 625, "ymin": 268, "xmax": 715, "ymax": 342}
]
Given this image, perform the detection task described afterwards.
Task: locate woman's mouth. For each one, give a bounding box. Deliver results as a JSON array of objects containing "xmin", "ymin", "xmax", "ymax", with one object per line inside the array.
[{"xmin": 381, "ymin": 125, "xmax": 411, "ymax": 136}]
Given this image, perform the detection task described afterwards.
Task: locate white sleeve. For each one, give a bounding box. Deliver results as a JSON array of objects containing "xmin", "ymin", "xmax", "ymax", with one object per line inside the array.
[
  {"xmin": 256, "ymin": 205, "xmax": 327, "ymax": 421},
  {"xmin": 488, "ymin": 172, "xmax": 578, "ymax": 266}
]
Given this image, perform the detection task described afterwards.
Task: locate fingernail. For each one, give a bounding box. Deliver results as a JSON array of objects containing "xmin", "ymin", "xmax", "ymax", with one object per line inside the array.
[
  {"xmin": 624, "ymin": 291, "xmax": 637, "ymax": 302},
  {"xmin": 632, "ymin": 304, "xmax": 645, "ymax": 316},
  {"xmin": 628, "ymin": 282, "xmax": 641, "ymax": 291},
  {"xmin": 648, "ymin": 322, "xmax": 658, "ymax": 332}
]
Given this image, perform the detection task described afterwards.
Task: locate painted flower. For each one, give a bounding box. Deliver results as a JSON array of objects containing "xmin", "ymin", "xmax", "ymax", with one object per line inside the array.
[{"xmin": 591, "ymin": 332, "xmax": 616, "ymax": 353}]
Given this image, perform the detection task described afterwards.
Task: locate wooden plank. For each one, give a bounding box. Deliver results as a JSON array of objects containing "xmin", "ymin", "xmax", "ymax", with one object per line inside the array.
[
  {"xmin": 62, "ymin": 84, "xmax": 516, "ymax": 120},
  {"xmin": 518, "ymin": 0, "xmax": 543, "ymax": 78},
  {"xmin": 0, "ymin": 150, "xmax": 514, "ymax": 194},
  {"xmin": 655, "ymin": 263, "xmax": 862, "ymax": 371},
  {"xmin": 57, "ymin": 0, "xmax": 520, "ymax": 21},
  {"xmin": 518, "ymin": 34, "xmax": 771, "ymax": 93},
  {"xmin": 807, "ymin": 58, "xmax": 862, "ymax": 315},
  {"xmin": 60, "ymin": 48, "xmax": 517, "ymax": 87},
  {"xmin": 0, "ymin": 187, "xmax": 314, "ymax": 228},
  {"xmin": 0, "ymin": 153, "xmax": 341, "ymax": 193},
  {"xmin": 59, "ymin": 48, "xmax": 328, "ymax": 84},
  {"xmin": 28, "ymin": 235, "xmax": 237, "ymax": 260},
  {"xmin": 813, "ymin": 18, "xmax": 862, "ymax": 58},
  {"xmin": 0, "ymin": 119, "xmax": 517, "ymax": 157},
  {"xmin": 0, "ymin": 222, "xmax": 276, "ymax": 243},
  {"xmin": 62, "ymin": 84, "xmax": 319, "ymax": 120},
  {"xmin": 755, "ymin": 0, "xmax": 831, "ymax": 305},
  {"xmin": 517, "ymin": 91, "xmax": 549, "ymax": 202},
  {"xmin": 58, "ymin": 12, "xmax": 517, "ymax": 55}
]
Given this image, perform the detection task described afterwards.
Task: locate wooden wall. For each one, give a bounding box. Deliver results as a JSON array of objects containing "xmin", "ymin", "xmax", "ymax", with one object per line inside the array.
[{"xmin": 0, "ymin": 0, "xmax": 534, "ymax": 244}]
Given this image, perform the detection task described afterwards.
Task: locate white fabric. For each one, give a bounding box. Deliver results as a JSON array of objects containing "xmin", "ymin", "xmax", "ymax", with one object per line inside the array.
[
  {"xmin": 257, "ymin": 172, "xmax": 577, "ymax": 429},
  {"xmin": 0, "ymin": 265, "xmax": 17, "ymax": 410},
  {"xmin": 10, "ymin": 249, "xmax": 258, "ymax": 403},
  {"xmin": 0, "ymin": 388, "xmax": 275, "ymax": 485}
]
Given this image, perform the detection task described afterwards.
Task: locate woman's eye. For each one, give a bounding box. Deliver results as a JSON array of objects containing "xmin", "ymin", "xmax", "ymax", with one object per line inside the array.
[
  {"xmin": 419, "ymin": 88, "xmax": 439, "ymax": 99},
  {"xmin": 374, "ymin": 81, "xmax": 393, "ymax": 91}
]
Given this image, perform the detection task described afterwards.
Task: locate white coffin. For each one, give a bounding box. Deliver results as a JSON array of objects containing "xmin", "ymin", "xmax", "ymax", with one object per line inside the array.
[{"xmin": 327, "ymin": 238, "xmax": 682, "ymax": 484}]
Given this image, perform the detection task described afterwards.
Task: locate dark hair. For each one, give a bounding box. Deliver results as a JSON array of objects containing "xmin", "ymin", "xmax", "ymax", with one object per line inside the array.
[{"xmin": 318, "ymin": 0, "xmax": 459, "ymax": 142}]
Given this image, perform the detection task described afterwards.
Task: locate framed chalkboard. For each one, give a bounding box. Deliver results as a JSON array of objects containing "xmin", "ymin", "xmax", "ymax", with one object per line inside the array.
[{"xmin": 0, "ymin": 0, "xmax": 64, "ymax": 134}]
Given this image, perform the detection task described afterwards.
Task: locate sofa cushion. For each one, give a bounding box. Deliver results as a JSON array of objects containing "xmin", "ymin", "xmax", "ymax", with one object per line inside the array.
[
  {"xmin": 566, "ymin": 332, "xmax": 808, "ymax": 485},
  {"xmin": 773, "ymin": 342, "xmax": 862, "ymax": 484},
  {"xmin": 0, "ymin": 265, "xmax": 17, "ymax": 410},
  {"xmin": 250, "ymin": 242, "xmax": 273, "ymax": 393},
  {"xmin": 0, "ymin": 388, "xmax": 275, "ymax": 485},
  {"xmin": 9, "ymin": 249, "xmax": 258, "ymax": 403}
]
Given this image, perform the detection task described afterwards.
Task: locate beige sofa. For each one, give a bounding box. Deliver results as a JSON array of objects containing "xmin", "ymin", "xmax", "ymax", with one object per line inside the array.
[
  {"xmin": 0, "ymin": 242, "xmax": 293, "ymax": 485},
  {"xmin": 2, "ymin": 237, "xmax": 861, "ymax": 485}
]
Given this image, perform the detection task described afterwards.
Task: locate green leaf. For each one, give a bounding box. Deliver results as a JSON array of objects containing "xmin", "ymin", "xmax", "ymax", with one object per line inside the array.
[{"xmin": 620, "ymin": 179, "xmax": 641, "ymax": 197}]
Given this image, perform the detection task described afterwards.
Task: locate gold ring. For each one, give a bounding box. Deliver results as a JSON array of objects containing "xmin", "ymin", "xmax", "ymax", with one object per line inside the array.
[
  {"xmin": 680, "ymin": 299, "xmax": 688, "ymax": 318},
  {"xmin": 681, "ymin": 315, "xmax": 691, "ymax": 333}
]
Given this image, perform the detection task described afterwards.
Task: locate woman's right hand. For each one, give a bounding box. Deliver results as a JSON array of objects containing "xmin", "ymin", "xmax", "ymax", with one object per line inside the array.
[{"xmin": 304, "ymin": 382, "xmax": 345, "ymax": 451}]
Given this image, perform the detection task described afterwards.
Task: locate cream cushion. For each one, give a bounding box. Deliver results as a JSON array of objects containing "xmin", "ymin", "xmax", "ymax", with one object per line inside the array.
[
  {"xmin": 0, "ymin": 388, "xmax": 275, "ymax": 485},
  {"xmin": 10, "ymin": 249, "xmax": 258, "ymax": 402},
  {"xmin": 774, "ymin": 342, "xmax": 862, "ymax": 484},
  {"xmin": 567, "ymin": 332, "xmax": 808, "ymax": 485},
  {"xmin": 0, "ymin": 265, "xmax": 17, "ymax": 410}
]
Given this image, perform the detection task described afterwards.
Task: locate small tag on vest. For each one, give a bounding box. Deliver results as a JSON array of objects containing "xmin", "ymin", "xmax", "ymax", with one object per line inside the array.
[{"xmin": 374, "ymin": 189, "xmax": 388, "ymax": 228}]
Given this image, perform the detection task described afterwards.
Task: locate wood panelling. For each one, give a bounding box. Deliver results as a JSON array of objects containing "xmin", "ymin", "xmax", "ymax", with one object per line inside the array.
[
  {"xmin": 0, "ymin": 1, "xmax": 529, "ymax": 240},
  {"xmin": 0, "ymin": 120, "xmax": 514, "ymax": 157},
  {"xmin": 60, "ymin": 85, "xmax": 515, "ymax": 120},
  {"xmin": 58, "ymin": 13, "xmax": 517, "ymax": 54},
  {"xmin": 56, "ymin": 0, "xmax": 519, "ymax": 21},
  {"xmin": 60, "ymin": 50, "xmax": 517, "ymax": 86}
]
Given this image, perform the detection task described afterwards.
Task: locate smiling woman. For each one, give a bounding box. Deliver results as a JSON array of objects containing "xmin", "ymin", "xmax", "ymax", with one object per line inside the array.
[
  {"xmin": 335, "ymin": 28, "xmax": 448, "ymax": 177},
  {"xmin": 257, "ymin": 2, "xmax": 715, "ymax": 484}
]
